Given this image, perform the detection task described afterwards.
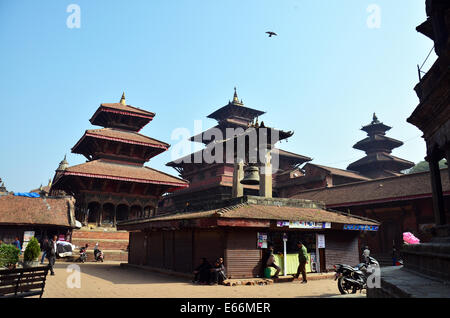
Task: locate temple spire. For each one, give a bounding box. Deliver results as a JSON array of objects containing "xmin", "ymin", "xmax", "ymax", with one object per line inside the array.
[
  {"xmin": 231, "ymin": 87, "xmax": 243, "ymax": 106},
  {"xmin": 233, "ymin": 87, "xmax": 239, "ymax": 102},
  {"xmin": 120, "ymin": 92, "xmax": 126, "ymax": 105},
  {"xmin": 57, "ymin": 154, "xmax": 69, "ymax": 171}
]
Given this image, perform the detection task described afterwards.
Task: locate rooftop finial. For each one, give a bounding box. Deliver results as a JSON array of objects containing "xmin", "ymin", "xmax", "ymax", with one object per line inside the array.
[
  {"xmin": 120, "ymin": 92, "xmax": 126, "ymax": 105},
  {"xmin": 231, "ymin": 87, "xmax": 243, "ymax": 105},
  {"xmin": 57, "ymin": 154, "xmax": 69, "ymax": 171},
  {"xmin": 233, "ymin": 87, "xmax": 239, "ymax": 103}
]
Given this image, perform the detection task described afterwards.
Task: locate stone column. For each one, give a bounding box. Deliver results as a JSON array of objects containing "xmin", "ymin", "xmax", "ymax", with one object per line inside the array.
[
  {"xmin": 232, "ymin": 160, "xmax": 244, "ymax": 198},
  {"xmin": 428, "ymin": 154, "xmax": 446, "ymax": 225},
  {"xmin": 259, "ymin": 149, "xmax": 272, "ymax": 198}
]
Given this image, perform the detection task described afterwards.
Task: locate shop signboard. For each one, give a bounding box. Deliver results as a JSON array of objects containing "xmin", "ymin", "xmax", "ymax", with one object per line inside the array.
[
  {"xmin": 257, "ymin": 232, "xmax": 268, "ymax": 249},
  {"xmin": 288, "ymin": 221, "xmax": 331, "ymax": 229},
  {"xmin": 22, "ymin": 231, "xmax": 35, "ymax": 252},
  {"xmin": 276, "ymin": 221, "xmax": 290, "ymax": 227},
  {"xmin": 316, "ymin": 234, "xmax": 325, "ymax": 248},
  {"xmin": 343, "ymin": 224, "xmax": 379, "ymax": 231}
]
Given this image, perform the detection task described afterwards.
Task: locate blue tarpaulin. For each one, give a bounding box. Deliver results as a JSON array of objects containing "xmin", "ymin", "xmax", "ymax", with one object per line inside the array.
[{"xmin": 13, "ymin": 192, "xmax": 41, "ymax": 198}]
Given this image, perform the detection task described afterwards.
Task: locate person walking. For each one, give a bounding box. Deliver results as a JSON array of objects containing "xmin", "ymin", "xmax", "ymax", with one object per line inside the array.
[
  {"xmin": 12, "ymin": 236, "xmax": 22, "ymax": 254},
  {"xmin": 44, "ymin": 235, "xmax": 58, "ymax": 276},
  {"xmin": 40, "ymin": 238, "xmax": 48, "ymax": 264},
  {"xmin": 294, "ymin": 241, "xmax": 308, "ymax": 283}
]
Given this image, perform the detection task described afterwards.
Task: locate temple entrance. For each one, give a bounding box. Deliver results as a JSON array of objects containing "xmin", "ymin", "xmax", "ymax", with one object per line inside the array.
[
  {"xmin": 87, "ymin": 202, "xmax": 101, "ymax": 224},
  {"xmin": 102, "ymin": 203, "xmax": 115, "ymax": 226},
  {"xmin": 130, "ymin": 205, "xmax": 143, "ymax": 219},
  {"xmin": 117, "ymin": 204, "xmax": 129, "ymax": 221}
]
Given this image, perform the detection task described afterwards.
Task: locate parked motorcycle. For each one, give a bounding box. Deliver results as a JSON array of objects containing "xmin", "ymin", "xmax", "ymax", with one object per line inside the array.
[
  {"xmin": 79, "ymin": 246, "xmax": 87, "ymax": 263},
  {"xmin": 94, "ymin": 248, "xmax": 104, "ymax": 262},
  {"xmin": 333, "ymin": 256, "xmax": 379, "ymax": 294}
]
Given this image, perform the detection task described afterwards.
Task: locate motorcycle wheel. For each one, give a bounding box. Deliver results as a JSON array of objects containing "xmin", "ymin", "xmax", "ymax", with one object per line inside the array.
[{"xmin": 337, "ymin": 277, "xmax": 357, "ymax": 294}]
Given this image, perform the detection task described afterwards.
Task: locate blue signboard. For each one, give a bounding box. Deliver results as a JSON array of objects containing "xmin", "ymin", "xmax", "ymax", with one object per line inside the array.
[{"xmin": 343, "ymin": 224, "xmax": 379, "ymax": 231}]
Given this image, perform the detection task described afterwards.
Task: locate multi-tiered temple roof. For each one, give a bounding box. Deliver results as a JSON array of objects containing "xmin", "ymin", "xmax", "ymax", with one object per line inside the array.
[
  {"xmin": 162, "ymin": 89, "xmax": 311, "ymax": 212},
  {"xmin": 51, "ymin": 94, "xmax": 187, "ymax": 226},
  {"xmin": 347, "ymin": 113, "xmax": 414, "ymax": 179}
]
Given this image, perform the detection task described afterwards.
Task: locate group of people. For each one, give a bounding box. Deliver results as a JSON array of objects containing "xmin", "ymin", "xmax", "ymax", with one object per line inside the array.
[
  {"xmin": 192, "ymin": 257, "xmax": 227, "ymax": 285},
  {"xmin": 191, "ymin": 241, "xmax": 310, "ymax": 286},
  {"xmin": 265, "ymin": 241, "xmax": 309, "ymax": 283}
]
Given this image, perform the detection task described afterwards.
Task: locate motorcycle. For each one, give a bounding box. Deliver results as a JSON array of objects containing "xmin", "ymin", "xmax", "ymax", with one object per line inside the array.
[
  {"xmin": 79, "ymin": 247, "xmax": 87, "ymax": 263},
  {"xmin": 333, "ymin": 256, "xmax": 379, "ymax": 294},
  {"xmin": 94, "ymin": 248, "xmax": 104, "ymax": 262}
]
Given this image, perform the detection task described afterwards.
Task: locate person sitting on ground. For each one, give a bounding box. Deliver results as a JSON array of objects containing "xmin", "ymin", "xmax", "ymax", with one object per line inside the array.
[
  {"xmin": 210, "ymin": 257, "xmax": 227, "ymax": 285},
  {"xmin": 266, "ymin": 246, "xmax": 281, "ymax": 279},
  {"xmin": 193, "ymin": 257, "xmax": 212, "ymax": 284}
]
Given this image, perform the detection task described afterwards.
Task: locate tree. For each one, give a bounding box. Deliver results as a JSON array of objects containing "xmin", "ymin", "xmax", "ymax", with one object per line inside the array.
[
  {"xmin": 24, "ymin": 237, "xmax": 41, "ymax": 262},
  {"xmin": 406, "ymin": 160, "xmax": 447, "ymax": 174}
]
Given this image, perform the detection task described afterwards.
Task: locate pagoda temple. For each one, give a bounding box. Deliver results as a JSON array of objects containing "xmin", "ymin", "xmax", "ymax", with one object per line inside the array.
[
  {"xmin": 51, "ymin": 94, "xmax": 188, "ymax": 228},
  {"xmin": 0, "ymin": 178, "xmax": 7, "ymax": 194},
  {"xmin": 347, "ymin": 113, "xmax": 414, "ymax": 179},
  {"xmin": 163, "ymin": 88, "xmax": 312, "ymax": 212}
]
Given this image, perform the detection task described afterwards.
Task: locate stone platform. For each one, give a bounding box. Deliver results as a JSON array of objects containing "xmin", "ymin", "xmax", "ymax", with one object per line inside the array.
[{"xmin": 367, "ymin": 266, "xmax": 450, "ymax": 298}]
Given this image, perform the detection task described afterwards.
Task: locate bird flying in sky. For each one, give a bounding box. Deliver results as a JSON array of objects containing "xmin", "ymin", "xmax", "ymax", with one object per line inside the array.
[{"xmin": 266, "ymin": 31, "xmax": 277, "ymax": 37}]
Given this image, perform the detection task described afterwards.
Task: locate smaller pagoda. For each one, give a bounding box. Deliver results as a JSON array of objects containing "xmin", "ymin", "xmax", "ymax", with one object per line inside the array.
[
  {"xmin": 0, "ymin": 178, "xmax": 7, "ymax": 194},
  {"xmin": 347, "ymin": 113, "xmax": 414, "ymax": 179},
  {"xmin": 51, "ymin": 93, "xmax": 188, "ymax": 228}
]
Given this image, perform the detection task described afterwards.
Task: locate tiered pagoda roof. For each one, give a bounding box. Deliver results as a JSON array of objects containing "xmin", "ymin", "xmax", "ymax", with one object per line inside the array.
[
  {"xmin": 72, "ymin": 127, "xmax": 169, "ymax": 162},
  {"xmin": 89, "ymin": 93, "xmax": 155, "ymax": 132},
  {"xmin": 170, "ymin": 88, "xmax": 311, "ymax": 170},
  {"xmin": 347, "ymin": 113, "xmax": 414, "ymax": 179},
  {"xmin": 52, "ymin": 94, "xmax": 188, "ymax": 197}
]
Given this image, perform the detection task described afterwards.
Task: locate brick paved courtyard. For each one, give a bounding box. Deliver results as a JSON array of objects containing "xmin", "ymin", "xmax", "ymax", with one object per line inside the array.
[{"xmin": 41, "ymin": 262, "xmax": 363, "ymax": 298}]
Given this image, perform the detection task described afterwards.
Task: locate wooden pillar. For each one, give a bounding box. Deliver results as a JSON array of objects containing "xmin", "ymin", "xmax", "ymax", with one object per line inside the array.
[
  {"xmin": 259, "ymin": 149, "xmax": 272, "ymax": 198},
  {"xmin": 98, "ymin": 204, "xmax": 103, "ymax": 226},
  {"xmin": 113, "ymin": 205, "xmax": 117, "ymax": 227},
  {"xmin": 83, "ymin": 201, "xmax": 89, "ymax": 226},
  {"xmin": 232, "ymin": 160, "xmax": 244, "ymax": 198},
  {"xmin": 446, "ymin": 147, "xmax": 450, "ymax": 182},
  {"xmin": 428, "ymin": 155, "xmax": 446, "ymax": 225}
]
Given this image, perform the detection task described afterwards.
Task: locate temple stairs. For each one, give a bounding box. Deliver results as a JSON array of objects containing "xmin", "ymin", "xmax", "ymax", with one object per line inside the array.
[{"xmin": 67, "ymin": 226, "xmax": 129, "ymax": 262}]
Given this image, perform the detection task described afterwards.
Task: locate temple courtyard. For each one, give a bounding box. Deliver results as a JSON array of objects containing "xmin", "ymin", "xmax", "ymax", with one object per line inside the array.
[{"xmin": 40, "ymin": 262, "xmax": 363, "ymax": 298}]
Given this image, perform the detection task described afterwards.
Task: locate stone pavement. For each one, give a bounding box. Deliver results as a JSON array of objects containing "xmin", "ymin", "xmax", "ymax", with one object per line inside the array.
[{"xmin": 41, "ymin": 262, "xmax": 351, "ymax": 298}]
